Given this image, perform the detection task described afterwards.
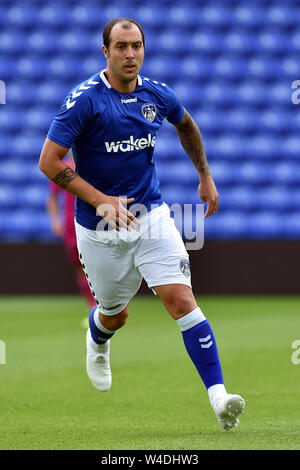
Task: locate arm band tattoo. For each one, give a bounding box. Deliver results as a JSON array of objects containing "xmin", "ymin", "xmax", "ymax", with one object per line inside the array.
[{"xmin": 52, "ymin": 166, "xmax": 78, "ymax": 189}]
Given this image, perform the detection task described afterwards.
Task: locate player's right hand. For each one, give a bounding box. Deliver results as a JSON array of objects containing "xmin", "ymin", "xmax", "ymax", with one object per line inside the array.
[{"xmin": 96, "ymin": 195, "xmax": 139, "ymax": 231}]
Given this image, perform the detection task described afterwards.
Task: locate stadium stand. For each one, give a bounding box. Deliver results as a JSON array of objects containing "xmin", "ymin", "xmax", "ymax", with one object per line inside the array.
[{"xmin": 0, "ymin": 0, "xmax": 299, "ymax": 240}]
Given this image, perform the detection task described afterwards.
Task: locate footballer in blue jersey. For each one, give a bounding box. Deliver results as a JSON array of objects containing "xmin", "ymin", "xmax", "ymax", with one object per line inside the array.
[
  {"xmin": 47, "ymin": 69, "xmax": 184, "ymax": 230},
  {"xmin": 39, "ymin": 17, "xmax": 245, "ymax": 431}
]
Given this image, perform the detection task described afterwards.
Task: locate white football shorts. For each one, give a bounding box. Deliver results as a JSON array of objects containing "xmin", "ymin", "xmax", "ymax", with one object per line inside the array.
[{"xmin": 75, "ymin": 203, "xmax": 192, "ymax": 315}]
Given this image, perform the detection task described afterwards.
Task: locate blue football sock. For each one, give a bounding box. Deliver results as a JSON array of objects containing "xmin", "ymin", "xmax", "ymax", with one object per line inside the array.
[
  {"xmin": 177, "ymin": 307, "xmax": 224, "ymax": 389},
  {"xmin": 89, "ymin": 307, "xmax": 115, "ymax": 345}
]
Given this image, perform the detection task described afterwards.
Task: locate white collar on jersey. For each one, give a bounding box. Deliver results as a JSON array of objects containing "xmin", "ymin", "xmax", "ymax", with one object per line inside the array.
[{"xmin": 99, "ymin": 69, "xmax": 142, "ymax": 89}]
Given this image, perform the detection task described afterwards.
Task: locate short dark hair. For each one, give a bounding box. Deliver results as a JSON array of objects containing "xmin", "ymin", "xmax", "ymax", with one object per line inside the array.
[{"xmin": 103, "ymin": 18, "xmax": 145, "ymax": 49}]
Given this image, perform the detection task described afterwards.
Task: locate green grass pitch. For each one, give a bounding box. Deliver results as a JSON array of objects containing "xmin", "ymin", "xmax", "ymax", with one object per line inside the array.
[{"xmin": 0, "ymin": 295, "xmax": 299, "ymax": 450}]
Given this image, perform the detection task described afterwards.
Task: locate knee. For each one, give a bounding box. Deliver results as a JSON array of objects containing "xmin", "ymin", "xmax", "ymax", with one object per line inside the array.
[
  {"xmin": 159, "ymin": 286, "xmax": 197, "ymax": 319},
  {"xmin": 171, "ymin": 295, "xmax": 194, "ymax": 318}
]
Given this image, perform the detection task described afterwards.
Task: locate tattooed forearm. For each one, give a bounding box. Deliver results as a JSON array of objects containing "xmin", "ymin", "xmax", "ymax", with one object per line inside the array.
[
  {"xmin": 52, "ymin": 166, "xmax": 78, "ymax": 189},
  {"xmin": 175, "ymin": 109, "xmax": 211, "ymax": 176}
]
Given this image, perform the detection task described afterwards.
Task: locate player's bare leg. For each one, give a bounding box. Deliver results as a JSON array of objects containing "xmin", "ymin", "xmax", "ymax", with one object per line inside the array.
[
  {"xmin": 86, "ymin": 305, "xmax": 129, "ymax": 391},
  {"xmin": 154, "ymin": 284, "xmax": 245, "ymax": 430}
]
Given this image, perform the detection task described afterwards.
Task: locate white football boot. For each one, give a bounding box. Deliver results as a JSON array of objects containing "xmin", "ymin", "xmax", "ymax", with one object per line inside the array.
[
  {"xmin": 213, "ymin": 394, "xmax": 245, "ymax": 431},
  {"xmin": 86, "ymin": 328, "xmax": 112, "ymax": 391}
]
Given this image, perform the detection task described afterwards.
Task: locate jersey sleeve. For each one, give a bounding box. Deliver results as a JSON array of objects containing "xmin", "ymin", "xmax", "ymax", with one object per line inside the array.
[
  {"xmin": 164, "ymin": 85, "xmax": 185, "ymax": 125},
  {"xmin": 47, "ymin": 91, "xmax": 93, "ymax": 149}
]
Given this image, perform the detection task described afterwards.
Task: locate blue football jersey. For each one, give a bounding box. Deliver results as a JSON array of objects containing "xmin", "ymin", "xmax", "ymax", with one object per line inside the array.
[{"xmin": 47, "ymin": 69, "xmax": 184, "ymax": 230}]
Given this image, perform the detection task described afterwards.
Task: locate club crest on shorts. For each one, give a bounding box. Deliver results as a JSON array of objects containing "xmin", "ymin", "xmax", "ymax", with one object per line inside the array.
[
  {"xmin": 179, "ymin": 259, "xmax": 190, "ymax": 278},
  {"xmin": 142, "ymin": 103, "xmax": 157, "ymax": 122}
]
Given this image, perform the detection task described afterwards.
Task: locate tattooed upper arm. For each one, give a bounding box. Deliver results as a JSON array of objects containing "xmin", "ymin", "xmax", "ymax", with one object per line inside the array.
[
  {"xmin": 52, "ymin": 166, "xmax": 78, "ymax": 189},
  {"xmin": 173, "ymin": 108, "xmax": 211, "ymax": 176}
]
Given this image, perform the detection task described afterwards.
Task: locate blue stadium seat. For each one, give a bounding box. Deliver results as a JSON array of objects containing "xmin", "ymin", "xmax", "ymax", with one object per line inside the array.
[
  {"xmin": 16, "ymin": 57, "xmax": 49, "ymax": 81},
  {"xmin": 220, "ymin": 186, "xmax": 257, "ymax": 211},
  {"xmin": 11, "ymin": 135, "xmax": 45, "ymax": 160},
  {"xmin": 0, "ymin": 109, "xmax": 26, "ymax": 133},
  {"xmin": 0, "ymin": 186, "xmax": 19, "ymax": 209},
  {"xmin": 5, "ymin": 81, "xmax": 37, "ymax": 107},
  {"xmin": 36, "ymin": 82, "xmax": 68, "ymax": 107},
  {"xmin": 193, "ymin": 110, "xmax": 221, "ymax": 134},
  {"xmin": 27, "ymin": 31, "xmax": 60, "ymax": 54},
  {"xmin": 291, "ymin": 32, "xmax": 300, "ymax": 53},
  {"xmin": 257, "ymin": 32, "xmax": 291, "ymax": 54},
  {"xmin": 247, "ymin": 212, "xmax": 285, "ymax": 239},
  {"xmin": 209, "ymin": 135, "xmax": 246, "ymax": 160},
  {"xmin": 168, "ymin": 6, "xmax": 200, "ymax": 29},
  {"xmin": 144, "ymin": 57, "xmax": 180, "ymax": 82},
  {"xmin": 0, "ymin": 210, "xmax": 52, "ymax": 241},
  {"xmin": 172, "ymin": 83, "xmax": 203, "ymax": 108},
  {"xmin": 223, "ymin": 31, "xmax": 260, "ymax": 54},
  {"xmin": 209, "ymin": 161, "xmax": 238, "ymax": 186},
  {"xmin": 232, "ymin": 6, "xmax": 268, "ymax": 28},
  {"xmin": 156, "ymin": 161, "xmax": 198, "ymax": 185},
  {"xmin": 285, "ymin": 137, "xmax": 300, "ymax": 159},
  {"xmin": 266, "ymin": 6, "xmax": 299, "ymax": 27},
  {"xmin": 180, "ymin": 57, "xmax": 214, "ymax": 80},
  {"xmin": 201, "ymin": 6, "xmax": 234, "ymax": 28},
  {"xmin": 58, "ymin": 31, "xmax": 96, "ymax": 54},
  {"xmin": 0, "ymin": 32, "xmax": 26, "ymax": 56},
  {"xmin": 223, "ymin": 110, "xmax": 260, "ymax": 133},
  {"xmin": 248, "ymin": 57, "xmax": 283, "ymax": 79},
  {"xmin": 191, "ymin": 32, "xmax": 223, "ymax": 55},
  {"xmin": 37, "ymin": 5, "xmax": 73, "ymax": 29},
  {"xmin": 244, "ymin": 135, "xmax": 282, "ymax": 160},
  {"xmin": 158, "ymin": 32, "xmax": 190, "ymax": 55},
  {"xmin": 213, "ymin": 58, "xmax": 249, "ymax": 79},
  {"xmin": 21, "ymin": 186, "xmax": 49, "ymax": 210},
  {"xmin": 273, "ymin": 162, "xmax": 300, "ymax": 185},
  {"xmin": 162, "ymin": 186, "xmax": 199, "ymax": 206},
  {"xmin": 48, "ymin": 56, "xmax": 83, "ymax": 80},
  {"xmin": 0, "ymin": 7, "xmax": 8, "ymax": 28},
  {"xmin": 154, "ymin": 137, "xmax": 183, "ymax": 161},
  {"xmin": 23, "ymin": 109, "xmax": 54, "ymax": 133},
  {"xmin": 258, "ymin": 187, "xmax": 292, "ymax": 211},
  {"xmin": 204, "ymin": 212, "xmax": 250, "ymax": 239},
  {"xmin": 202, "ymin": 83, "xmax": 238, "ymax": 107},
  {"xmin": 0, "ymin": 161, "xmax": 47, "ymax": 186},
  {"xmin": 236, "ymin": 82, "xmax": 268, "ymax": 107},
  {"xmin": 280, "ymin": 56, "xmax": 300, "ymax": 78},
  {"xmin": 240, "ymin": 162, "xmax": 278, "ymax": 185},
  {"xmin": 260, "ymin": 110, "xmax": 292, "ymax": 133},
  {"xmin": 6, "ymin": 5, "xmax": 38, "ymax": 29}
]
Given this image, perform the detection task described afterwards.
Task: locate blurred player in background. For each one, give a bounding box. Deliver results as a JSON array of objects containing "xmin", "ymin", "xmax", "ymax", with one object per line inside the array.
[
  {"xmin": 47, "ymin": 152, "xmax": 96, "ymax": 313},
  {"xmin": 39, "ymin": 18, "xmax": 245, "ymax": 431}
]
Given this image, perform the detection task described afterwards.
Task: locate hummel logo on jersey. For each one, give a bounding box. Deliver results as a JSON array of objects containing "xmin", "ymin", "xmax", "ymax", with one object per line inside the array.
[
  {"xmin": 105, "ymin": 133, "xmax": 155, "ymax": 153},
  {"xmin": 121, "ymin": 97, "xmax": 137, "ymax": 104}
]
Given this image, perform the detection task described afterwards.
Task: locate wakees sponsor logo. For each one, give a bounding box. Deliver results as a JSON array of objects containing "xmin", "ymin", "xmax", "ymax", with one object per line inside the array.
[{"xmin": 104, "ymin": 133, "xmax": 155, "ymax": 153}]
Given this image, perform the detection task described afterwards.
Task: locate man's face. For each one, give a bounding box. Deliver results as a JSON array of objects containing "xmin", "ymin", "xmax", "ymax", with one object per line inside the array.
[{"xmin": 102, "ymin": 23, "xmax": 144, "ymax": 85}]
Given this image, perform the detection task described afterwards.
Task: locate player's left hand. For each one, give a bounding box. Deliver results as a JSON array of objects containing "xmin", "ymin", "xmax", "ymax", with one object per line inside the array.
[{"xmin": 198, "ymin": 175, "xmax": 219, "ymax": 218}]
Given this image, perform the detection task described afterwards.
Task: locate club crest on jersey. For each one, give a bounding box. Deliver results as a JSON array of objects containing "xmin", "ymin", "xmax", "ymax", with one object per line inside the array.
[
  {"xmin": 142, "ymin": 103, "xmax": 157, "ymax": 122},
  {"xmin": 179, "ymin": 259, "xmax": 190, "ymax": 278}
]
